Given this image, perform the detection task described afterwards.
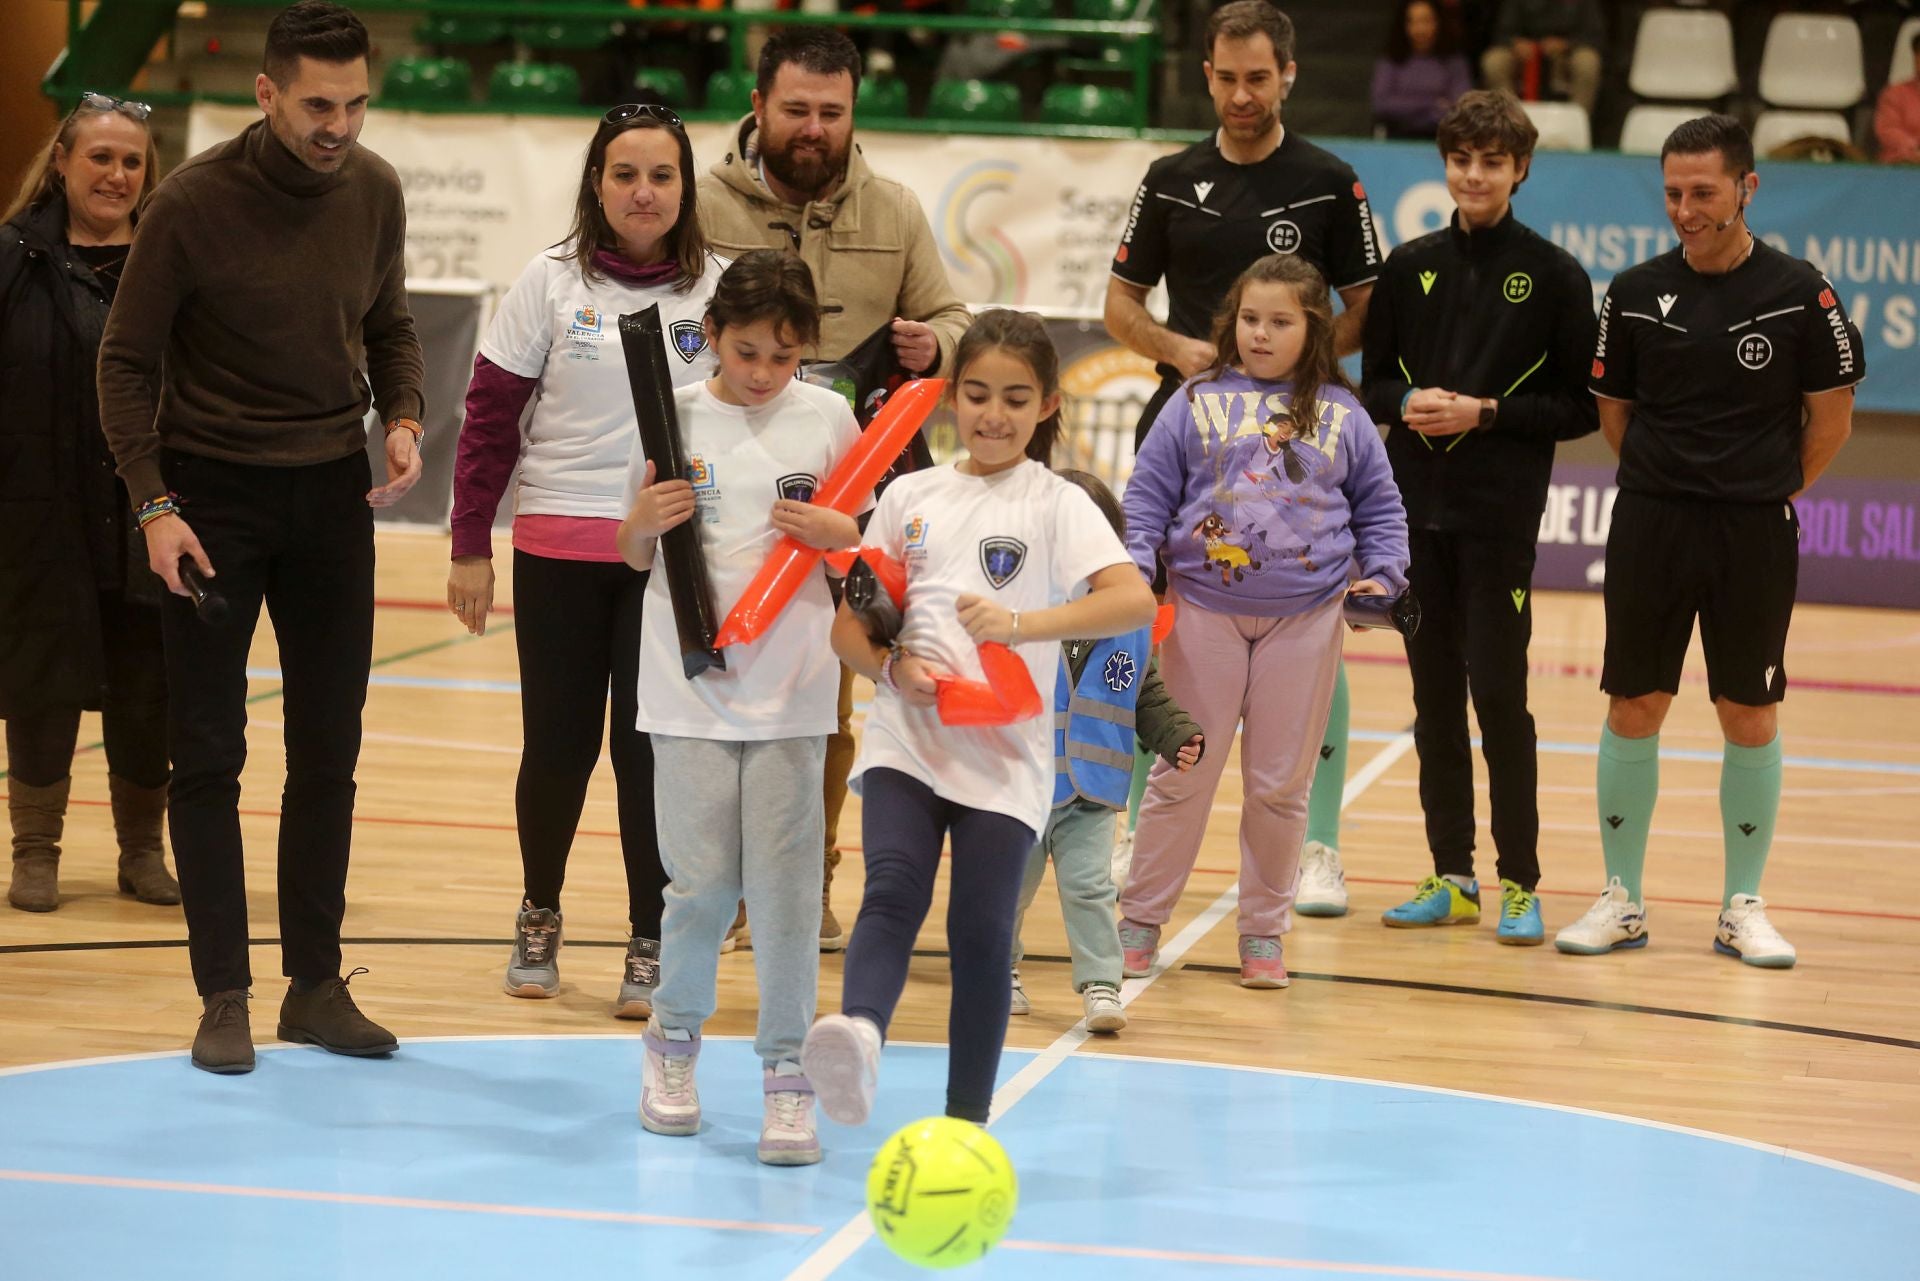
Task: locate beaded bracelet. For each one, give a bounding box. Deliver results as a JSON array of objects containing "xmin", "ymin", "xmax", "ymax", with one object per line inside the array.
[
  {"xmin": 134, "ymin": 493, "xmax": 180, "ymax": 529},
  {"xmin": 881, "ymin": 644, "xmax": 909, "ymax": 691}
]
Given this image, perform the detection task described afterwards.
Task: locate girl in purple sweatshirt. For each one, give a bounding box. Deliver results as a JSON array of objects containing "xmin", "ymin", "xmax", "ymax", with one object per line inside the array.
[{"xmin": 1117, "ymin": 253, "xmax": 1409, "ymax": 988}]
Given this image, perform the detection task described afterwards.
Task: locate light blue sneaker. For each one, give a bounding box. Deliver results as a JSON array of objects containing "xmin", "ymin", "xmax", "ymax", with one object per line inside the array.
[
  {"xmin": 1382, "ymin": 875, "xmax": 1480, "ymax": 928},
  {"xmin": 1496, "ymin": 880, "xmax": 1545, "ymax": 946}
]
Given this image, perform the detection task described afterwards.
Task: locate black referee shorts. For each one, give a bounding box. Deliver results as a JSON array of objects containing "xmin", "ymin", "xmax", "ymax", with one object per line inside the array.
[{"xmin": 1601, "ymin": 491, "xmax": 1800, "ymax": 706}]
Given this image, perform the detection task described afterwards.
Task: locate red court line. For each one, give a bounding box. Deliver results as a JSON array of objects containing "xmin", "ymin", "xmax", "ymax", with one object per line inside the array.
[
  {"xmin": 1343, "ymin": 650, "xmax": 1920, "ymax": 698},
  {"xmin": 0, "ymin": 1168, "xmax": 816, "ymax": 1235},
  {"xmin": 15, "ymin": 801, "xmax": 1917, "ymax": 924}
]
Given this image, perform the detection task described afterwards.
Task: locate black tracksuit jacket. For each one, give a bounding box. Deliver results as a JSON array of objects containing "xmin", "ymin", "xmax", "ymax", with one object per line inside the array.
[{"xmin": 1361, "ymin": 210, "xmax": 1599, "ymax": 541}]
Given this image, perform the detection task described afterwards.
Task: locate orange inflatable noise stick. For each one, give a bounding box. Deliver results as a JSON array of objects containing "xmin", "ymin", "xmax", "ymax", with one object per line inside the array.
[{"xmin": 712, "ymin": 378, "xmax": 944, "ymax": 650}]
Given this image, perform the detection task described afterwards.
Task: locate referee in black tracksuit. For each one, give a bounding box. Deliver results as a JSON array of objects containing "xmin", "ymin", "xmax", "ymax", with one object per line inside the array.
[{"xmin": 1361, "ymin": 91, "xmax": 1597, "ymax": 945}]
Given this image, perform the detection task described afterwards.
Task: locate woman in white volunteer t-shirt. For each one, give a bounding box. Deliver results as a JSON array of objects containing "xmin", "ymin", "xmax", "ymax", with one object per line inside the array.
[
  {"xmin": 799, "ymin": 310, "xmax": 1157, "ymax": 1129},
  {"xmin": 617, "ymin": 252, "xmax": 868, "ymax": 1167},
  {"xmin": 447, "ymin": 104, "xmax": 721, "ymax": 1017}
]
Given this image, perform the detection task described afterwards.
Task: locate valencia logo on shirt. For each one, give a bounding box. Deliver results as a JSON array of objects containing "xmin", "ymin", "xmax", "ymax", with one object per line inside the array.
[
  {"xmin": 979, "ymin": 537, "xmax": 1028, "ymax": 588},
  {"xmin": 669, "ymin": 319, "xmax": 708, "ymax": 364}
]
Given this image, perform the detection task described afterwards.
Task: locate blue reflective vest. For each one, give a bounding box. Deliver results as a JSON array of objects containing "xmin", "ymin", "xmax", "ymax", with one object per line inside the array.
[{"xmin": 1053, "ymin": 626, "xmax": 1153, "ymax": 810}]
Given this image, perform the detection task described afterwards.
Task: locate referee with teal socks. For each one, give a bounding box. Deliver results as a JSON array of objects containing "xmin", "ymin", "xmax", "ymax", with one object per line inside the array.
[{"xmin": 1555, "ymin": 116, "xmax": 1864, "ymax": 968}]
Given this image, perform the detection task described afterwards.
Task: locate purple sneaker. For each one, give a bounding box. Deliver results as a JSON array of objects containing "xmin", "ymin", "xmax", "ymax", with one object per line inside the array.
[
  {"xmin": 639, "ymin": 1027, "xmax": 700, "ymax": 1136},
  {"xmin": 760, "ymin": 1064, "xmax": 822, "ymax": 1166},
  {"xmin": 1119, "ymin": 919, "xmax": 1161, "ymax": 978}
]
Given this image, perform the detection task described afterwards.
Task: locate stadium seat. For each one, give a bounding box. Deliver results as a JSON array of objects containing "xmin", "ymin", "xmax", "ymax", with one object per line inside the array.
[
  {"xmin": 1759, "ymin": 14, "xmax": 1865, "ymax": 109},
  {"xmin": 1072, "ymin": 0, "xmax": 1159, "ymax": 18},
  {"xmin": 1038, "ymin": 83, "xmax": 1136, "ymax": 126},
  {"xmin": 513, "ymin": 17, "xmax": 615, "ymax": 53},
  {"xmin": 705, "ymin": 69, "xmax": 754, "ymax": 115},
  {"xmin": 927, "ymin": 78, "xmax": 1023, "ymax": 124},
  {"xmin": 964, "ymin": 0, "xmax": 1054, "ymax": 17},
  {"xmin": 1617, "ymin": 104, "xmax": 1704, "ymax": 156},
  {"xmin": 1519, "ymin": 101, "xmax": 1591, "ymax": 152},
  {"xmin": 488, "ymin": 61, "xmax": 583, "ymax": 108},
  {"xmin": 414, "ymin": 15, "xmax": 509, "ymax": 47},
  {"xmin": 1628, "ymin": 9, "xmax": 1737, "ymax": 102},
  {"xmin": 1751, "ymin": 109, "xmax": 1852, "ymax": 156},
  {"xmin": 633, "ymin": 68, "xmax": 689, "ymax": 106},
  {"xmin": 857, "ymin": 76, "xmax": 910, "ymax": 120},
  {"xmin": 1891, "ymin": 18, "xmax": 1920, "ymax": 87},
  {"xmin": 381, "ymin": 56, "xmax": 472, "ymax": 107}
]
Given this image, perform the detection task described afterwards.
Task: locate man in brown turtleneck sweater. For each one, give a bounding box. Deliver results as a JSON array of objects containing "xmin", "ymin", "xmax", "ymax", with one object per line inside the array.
[{"xmin": 98, "ymin": 0, "xmax": 423, "ymax": 1074}]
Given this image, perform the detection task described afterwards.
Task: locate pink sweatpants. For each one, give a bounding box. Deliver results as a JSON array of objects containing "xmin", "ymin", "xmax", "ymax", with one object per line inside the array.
[{"xmin": 1119, "ymin": 590, "xmax": 1345, "ymax": 938}]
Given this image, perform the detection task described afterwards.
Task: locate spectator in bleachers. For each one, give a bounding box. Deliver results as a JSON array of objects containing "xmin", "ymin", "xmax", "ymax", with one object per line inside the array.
[
  {"xmin": 1372, "ymin": 0, "xmax": 1473, "ymax": 138},
  {"xmin": 1873, "ymin": 32, "xmax": 1920, "ymax": 164},
  {"xmin": 1479, "ymin": 0, "xmax": 1604, "ymax": 116}
]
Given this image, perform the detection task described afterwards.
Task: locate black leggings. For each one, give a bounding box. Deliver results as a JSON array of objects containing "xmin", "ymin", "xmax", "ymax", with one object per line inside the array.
[
  {"xmin": 512, "ymin": 550, "xmax": 665, "ymax": 937},
  {"xmin": 5, "ymin": 591, "xmax": 169, "ymax": 789},
  {"xmin": 841, "ymin": 768, "xmax": 1037, "ymax": 1124}
]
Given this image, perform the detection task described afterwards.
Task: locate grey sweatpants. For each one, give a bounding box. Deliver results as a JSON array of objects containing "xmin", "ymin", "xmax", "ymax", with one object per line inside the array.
[
  {"xmin": 650, "ymin": 733, "xmax": 826, "ymax": 1067},
  {"xmin": 1011, "ymin": 798, "xmax": 1124, "ymax": 992}
]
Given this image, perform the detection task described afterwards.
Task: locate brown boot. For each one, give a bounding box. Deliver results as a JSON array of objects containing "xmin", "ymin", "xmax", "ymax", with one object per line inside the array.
[
  {"xmin": 7, "ymin": 777, "xmax": 69, "ymax": 913},
  {"xmin": 192, "ymin": 989, "xmax": 256, "ymax": 1074},
  {"xmin": 277, "ymin": 969, "xmax": 397, "ymax": 1057},
  {"xmin": 110, "ymin": 775, "xmax": 180, "ymax": 906},
  {"xmin": 820, "ymin": 845, "xmax": 846, "ymax": 951}
]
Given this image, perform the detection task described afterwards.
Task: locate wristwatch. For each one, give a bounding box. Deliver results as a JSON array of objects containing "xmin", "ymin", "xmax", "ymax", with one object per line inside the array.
[
  {"xmin": 1476, "ymin": 398, "xmax": 1498, "ymax": 430},
  {"xmin": 387, "ymin": 417, "xmax": 425, "ymax": 445}
]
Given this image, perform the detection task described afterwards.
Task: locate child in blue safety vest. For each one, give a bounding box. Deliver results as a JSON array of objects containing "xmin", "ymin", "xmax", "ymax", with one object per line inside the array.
[{"xmin": 1008, "ymin": 469, "xmax": 1204, "ymax": 1033}]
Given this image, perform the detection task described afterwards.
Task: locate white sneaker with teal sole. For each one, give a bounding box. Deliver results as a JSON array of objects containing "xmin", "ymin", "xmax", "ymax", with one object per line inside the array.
[
  {"xmin": 1554, "ymin": 877, "xmax": 1648, "ymax": 955},
  {"xmin": 1714, "ymin": 894, "xmax": 1796, "ymax": 968},
  {"xmin": 1295, "ymin": 841, "xmax": 1349, "ymax": 917}
]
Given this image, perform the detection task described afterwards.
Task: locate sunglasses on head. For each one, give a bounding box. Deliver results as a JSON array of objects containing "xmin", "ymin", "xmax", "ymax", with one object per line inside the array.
[
  {"xmin": 78, "ymin": 90, "xmax": 153, "ymax": 122},
  {"xmin": 602, "ymin": 102, "xmax": 684, "ymax": 131}
]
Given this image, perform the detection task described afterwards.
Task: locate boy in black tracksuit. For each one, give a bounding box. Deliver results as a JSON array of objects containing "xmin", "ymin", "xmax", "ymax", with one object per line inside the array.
[{"xmin": 1360, "ymin": 90, "xmax": 1597, "ymax": 945}]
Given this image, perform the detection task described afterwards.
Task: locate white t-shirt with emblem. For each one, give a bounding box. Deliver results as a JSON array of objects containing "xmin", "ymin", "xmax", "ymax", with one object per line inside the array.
[
  {"xmin": 851, "ymin": 460, "xmax": 1132, "ymax": 834},
  {"xmin": 480, "ymin": 249, "xmax": 724, "ymax": 521},
  {"xmin": 628, "ymin": 378, "xmax": 868, "ymax": 741}
]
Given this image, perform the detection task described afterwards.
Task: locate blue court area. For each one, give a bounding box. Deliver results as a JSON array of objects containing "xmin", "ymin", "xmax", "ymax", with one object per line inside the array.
[{"xmin": 1, "ymin": 1036, "xmax": 1913, "ymax": 1280}]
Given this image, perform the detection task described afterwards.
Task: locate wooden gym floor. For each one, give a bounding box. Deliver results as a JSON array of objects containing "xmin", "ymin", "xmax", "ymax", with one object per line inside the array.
[{"xmin": 2, "ymin": 529, "xmax": 1916, "ymax": 1185}]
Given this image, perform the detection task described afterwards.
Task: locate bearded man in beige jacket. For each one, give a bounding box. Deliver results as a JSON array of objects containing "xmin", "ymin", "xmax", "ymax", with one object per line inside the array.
[{"xmin": 698, "ymin": 25, "xmax": 971, "ymax": 951}]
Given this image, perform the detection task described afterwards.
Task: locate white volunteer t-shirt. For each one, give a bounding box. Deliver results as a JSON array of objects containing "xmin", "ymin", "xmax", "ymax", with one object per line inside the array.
[
  {"xmin": 851, "ymin": 460, "xmax": 1132, "ymax": 834},
  {"xmin": 629, "ymin": 378, "xmax": 868, "ymax": 741},
  {"xmin": 480, "ymin": 249, "xmax": 723, "ymax": 520}
]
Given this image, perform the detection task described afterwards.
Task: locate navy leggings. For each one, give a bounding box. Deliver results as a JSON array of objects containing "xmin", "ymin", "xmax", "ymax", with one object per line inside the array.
[{"xmin": 841, "ymin": 768, "xmax": 1037, "ymax": 1124}]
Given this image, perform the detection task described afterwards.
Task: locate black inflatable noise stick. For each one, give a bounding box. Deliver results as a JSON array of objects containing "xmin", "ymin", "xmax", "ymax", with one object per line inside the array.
[
  {"xmin": 619, "ymin": 306, "xmax": 725, "ymax": 679},
  {"xmin": 1343, "ymin": 588, "xmax": 1421, "ymax": 636}
]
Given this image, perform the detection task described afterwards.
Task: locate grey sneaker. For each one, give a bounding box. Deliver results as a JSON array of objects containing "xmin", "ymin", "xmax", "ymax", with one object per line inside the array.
[
  {"xmin": 615, "ymin": 936, "xmax": 660, "ymax": 1020},
  {"xmin": 1009, "ymin": 967, "xmax": 1030, "ymax": 1016},
  {"xmin": 504, "ymin": 901, "xmax": 561, "ymax": 998}
]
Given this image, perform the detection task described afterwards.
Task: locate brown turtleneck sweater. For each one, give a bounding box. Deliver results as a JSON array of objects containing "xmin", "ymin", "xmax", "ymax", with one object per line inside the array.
[{"xmin": 98, "ymin": 119, "xmax": 425, "ymax": 502}]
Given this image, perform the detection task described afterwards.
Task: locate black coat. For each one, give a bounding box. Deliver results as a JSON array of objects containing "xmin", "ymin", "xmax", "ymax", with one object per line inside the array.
[{"xmin": 0, "ymin": 195, "xmax": 159, "ymax": 718}]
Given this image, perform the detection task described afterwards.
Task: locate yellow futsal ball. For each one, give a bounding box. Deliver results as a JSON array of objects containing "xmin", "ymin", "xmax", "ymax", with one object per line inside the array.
[{"xmin": 866, "ymin": 1116, "xmax": 1019, "ymax": 1269}]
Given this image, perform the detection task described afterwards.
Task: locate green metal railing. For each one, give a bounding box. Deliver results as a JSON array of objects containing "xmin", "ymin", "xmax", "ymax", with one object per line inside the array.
[{"xmin": 47, "ymin": 0, "xmax": 1164, "ymax": 132}]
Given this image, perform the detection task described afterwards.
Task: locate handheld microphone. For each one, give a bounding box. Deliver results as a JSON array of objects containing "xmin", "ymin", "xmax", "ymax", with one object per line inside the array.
[{"xmin": 178, "ymin": 559, "xmax": 230, "ymax": 626}]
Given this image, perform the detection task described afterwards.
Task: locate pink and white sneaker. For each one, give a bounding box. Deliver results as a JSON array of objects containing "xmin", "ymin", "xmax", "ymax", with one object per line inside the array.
[
  {"xmin": 801, "ymin": 1013, "xmax": 882, "ymax": 1126},
  {"xmin": 1238, "ymin": 936, "xmax": 1290, "ymax": 989},
  {"xmin": 759, "ymin": 1063, "xmax": 822, "ymax": 1166},
  {"xmin": 1118, "ymin": 919, "xmax": 1161, "ymax": 978}
]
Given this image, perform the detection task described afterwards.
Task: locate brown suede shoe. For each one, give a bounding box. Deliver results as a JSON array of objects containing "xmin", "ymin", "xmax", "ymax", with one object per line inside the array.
[
  {"xmin": 7, "ymin": 777, "xmax": 68, "ymax": 913},
  {"xmin": 192, "ymin": 989, "xmax": 256, "ymax": 1075},
  {"xmin": 820, "ymin": 846, "xmax": 846, "ymax": 952},
  {"xmin": 110, "ymin": 775, "xmax": 180, "ymax": 906},
  {"xmin": 276, "ymin": 969, "xmax": 397, "ymax": 1057}
]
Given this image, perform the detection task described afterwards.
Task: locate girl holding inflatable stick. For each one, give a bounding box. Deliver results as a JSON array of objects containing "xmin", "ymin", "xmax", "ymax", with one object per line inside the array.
[{"xmin": 801, "ymin": 309, "xmax": 1157, "ymax": 1129}]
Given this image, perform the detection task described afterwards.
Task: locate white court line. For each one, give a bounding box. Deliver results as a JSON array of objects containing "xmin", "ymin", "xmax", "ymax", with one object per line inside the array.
[{"xmin": 779, "ymin": 731, "xmax": 1417, "ymax": 1281}]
